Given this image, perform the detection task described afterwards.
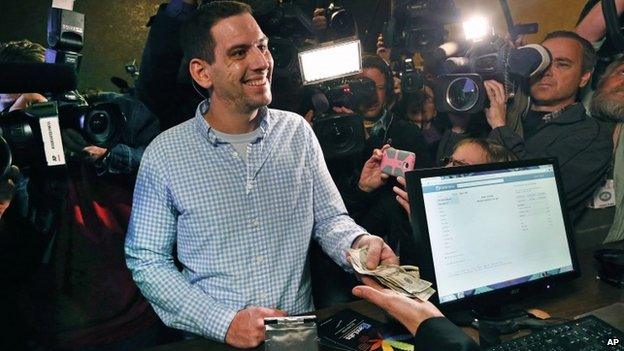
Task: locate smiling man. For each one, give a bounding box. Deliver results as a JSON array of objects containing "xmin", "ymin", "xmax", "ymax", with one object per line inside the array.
[
  {"xmin": 484, "ymin": 31, "xmax": 613, "ymax": 224},
  {"xmin": 124, "ymin": 1, "xmax": 398, "ymax": 348}
]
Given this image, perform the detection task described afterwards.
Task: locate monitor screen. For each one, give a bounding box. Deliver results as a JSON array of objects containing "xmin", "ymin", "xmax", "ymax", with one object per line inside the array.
[{"xmin": 407, "ymin": 159, "xmax": 578, "ymax": 306}]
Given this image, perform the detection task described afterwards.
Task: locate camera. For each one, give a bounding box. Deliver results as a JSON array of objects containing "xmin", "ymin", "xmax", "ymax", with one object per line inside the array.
[
  {"xmin": 309, "ymin": 77, "xmax": 376, "ymax": 160},
  {"xmin": 394, "ymin": 58, "xmax": 425, "ymax": 94},
  {"xmin": 0, "ymin": 102, "xmax": 66, "ymax": 177},
  {"xmin": 56, "ymin": 91, "xmax": 126, "ymax": 148},
  {"xmin": 323, "ymin": 2, "xmax": 358, "ymax": 40},
  {"xmin": 384, "ymin": 0, "xmax": 459, "ymax": 56},
  {"xmin": 432, "ymin": 35, "xmax": 551, "ymax": 114}
]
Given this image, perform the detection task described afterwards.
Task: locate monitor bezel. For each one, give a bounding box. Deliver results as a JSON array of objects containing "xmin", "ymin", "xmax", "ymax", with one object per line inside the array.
[{"xmin": 406, "ymin": 158, "xmax": 580, "ymax": 310}]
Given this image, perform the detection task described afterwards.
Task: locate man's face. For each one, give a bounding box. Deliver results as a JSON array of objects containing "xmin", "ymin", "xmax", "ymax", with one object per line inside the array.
[
  {"xmin": 206, "ymin": 13, "xmax": 273, "ymax": 113},
  {"xmin": 591, "ymin": 63, "xmax": 624, "ymax": 121},
  {"xmin": 357, "ymin": 67, "xmax": 387, "ymax": 120},
  {"xmin": 598, "ymin": 63, "xmax": 624, "ymax": 96},
  {"xmin": 530, "ymin": 37, "xmax": 590, "ymax": 108},
  {"xmin": 445, "ymin": 142, "xmax": 488, "ymax": 167}
]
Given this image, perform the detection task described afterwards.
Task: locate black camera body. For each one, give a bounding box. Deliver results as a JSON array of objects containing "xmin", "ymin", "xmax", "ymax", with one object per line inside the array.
[
  {"xmin": 385, "ymin": 0, "xmax": 459, "ymax": 55},
  {"xmin": 317, "ymin": 77, "xmax": 377, "ymax": 112},
  {"xmin": 0, "ymin": 102, "xmax": 66, "ymax": 176},
  {"xmin": 324, "ymin": 2, "xmax": 357, "ymax": 40},
  {"xmin": 432, "ymin": 35, "xmax": 551, "ymax": 114},
  {"xmin": 309, "ymin": 77, "xmax": 376, "ymax": 160},
  {"xmin": 56, "ymin": 92, "xmax": 126, "ymax": 148}
]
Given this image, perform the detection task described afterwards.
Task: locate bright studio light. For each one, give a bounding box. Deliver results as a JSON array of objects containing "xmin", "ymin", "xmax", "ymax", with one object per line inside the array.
[
  {"xmin": 463, "ymin": 15, "xmax": 491, "ymax": 42},
  {"xmin": 298, "ymin": 39, "xmax": 361, "ymax": 85}
]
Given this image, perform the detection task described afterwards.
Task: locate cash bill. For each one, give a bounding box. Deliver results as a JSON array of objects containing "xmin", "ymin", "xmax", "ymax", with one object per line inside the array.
[{"xmin": 349, "ymin": 247, "xmax": 436, "ymax": 301}]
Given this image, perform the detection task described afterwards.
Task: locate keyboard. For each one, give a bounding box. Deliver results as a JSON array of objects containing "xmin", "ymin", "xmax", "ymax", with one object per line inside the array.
[{"xmin": 488, "ymin": 316, "xmax": 624, "ymax": 351}]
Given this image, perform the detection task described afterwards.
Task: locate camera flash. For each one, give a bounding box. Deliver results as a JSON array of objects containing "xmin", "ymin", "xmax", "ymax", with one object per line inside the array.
[{"xmin": 463, "ymin": 15, "xmax": 491, "ymax": 42}]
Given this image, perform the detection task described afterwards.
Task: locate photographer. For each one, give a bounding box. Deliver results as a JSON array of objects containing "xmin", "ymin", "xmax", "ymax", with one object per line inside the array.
[
  {"xmin": 135, "ymin": 0, "xmax": 200, "ymax": 130},
  {"xmin": 485, "ymin": 31, "xmax": 613, "ymax": 224},
  {"xmin": 0, "ymin": 40, "xmax": 170, "ymax": 350}
]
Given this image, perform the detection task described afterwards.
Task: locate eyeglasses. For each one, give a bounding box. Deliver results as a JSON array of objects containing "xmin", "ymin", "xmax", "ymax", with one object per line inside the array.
[{"xmin": 440, "ymin": 157, "xmax": 470, "ymax": 167}]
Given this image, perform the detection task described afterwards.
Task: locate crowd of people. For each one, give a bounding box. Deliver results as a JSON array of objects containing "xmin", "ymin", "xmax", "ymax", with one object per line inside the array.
[{"xmin": 1, "ymin": 0, "xmax": 623, "ymax": 350}]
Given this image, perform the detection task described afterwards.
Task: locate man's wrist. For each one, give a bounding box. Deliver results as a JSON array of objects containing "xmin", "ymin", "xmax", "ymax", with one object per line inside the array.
[{"xmin": 351, "ymin": 233, "xmax": 370, "ymax": 249}]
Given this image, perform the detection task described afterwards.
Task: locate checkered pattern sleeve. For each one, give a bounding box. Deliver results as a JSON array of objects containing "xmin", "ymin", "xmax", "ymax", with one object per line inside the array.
[
  {"xmin": 305, "ymin": 122, "xmax": 366, "ymax": 269},
  {"xmin": 125, "ymin": 144, "xmax": 238, "ymax": 341}
]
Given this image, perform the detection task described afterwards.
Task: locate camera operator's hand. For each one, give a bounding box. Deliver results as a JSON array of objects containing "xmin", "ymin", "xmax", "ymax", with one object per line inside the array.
[
  {"xmin": 0, "ymin": 166, "xmax": 21, "ymax": 218},
  {"xmin": 312, "ymin": 8, "xmax": 327, "ymax": 31},
  {"xmin": 484, "ymin": 80, "xmax": 507, "ymax": 129},
  {"xmin": 83, "ymin": 145, "xmax": 108, "ymax": 163},
  {"xmin": 358, "ymin": 144, "xmax": 391, "ymax": 193},
  {"xmin": 376, "ymin": 33, "xmax": 391, "ymax": 64},
  {"xmin": 9, "ymin": 93, "xmax": 47, "ymax": 112},
  {"xmin": 332, "ymin": 106, "xmax": 355, "ymax": 115}
]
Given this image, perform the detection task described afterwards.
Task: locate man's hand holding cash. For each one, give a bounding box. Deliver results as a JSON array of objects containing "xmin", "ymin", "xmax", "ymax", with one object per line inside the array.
[{"xmin": 349, "ymin": 246, "xmax": 436, "ymax": 302}]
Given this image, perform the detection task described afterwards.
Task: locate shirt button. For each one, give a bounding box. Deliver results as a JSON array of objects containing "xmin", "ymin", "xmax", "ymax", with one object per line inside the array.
[
  {"xmin": 256, "ymin": 255, "xmax": 264, "ymax": 264},
  {"xmin": 250, "ymin": 218, "xmax": 260, "ymax": 228},
  {"xmin": 259, "ymin": 291, "xmax": 269, "ymax": 300},
  {"xmin": 246, "ymin": 183, "xmax": 253, "ymax": 192},
  {"xmin": 231, "ymin": 151, "xmax": 238, "ymax": 158}
]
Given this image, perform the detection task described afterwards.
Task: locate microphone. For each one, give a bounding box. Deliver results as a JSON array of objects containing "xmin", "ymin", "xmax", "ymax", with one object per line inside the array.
[
  {"xmin": 0, "ymin": 62, "xmax": 78, "ymax": 93},
  {"xmin": 508, "ymin": 44, "xmax": 551, "ymax": 79}
]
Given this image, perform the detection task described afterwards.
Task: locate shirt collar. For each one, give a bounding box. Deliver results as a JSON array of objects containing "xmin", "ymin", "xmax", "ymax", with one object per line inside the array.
[{"xmin": 194, "ymin": 100, "xmax": 271, "ymax": 145}]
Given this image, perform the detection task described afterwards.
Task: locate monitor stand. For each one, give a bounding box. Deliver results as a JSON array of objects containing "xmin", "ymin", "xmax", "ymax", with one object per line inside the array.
[{"xmin": 447, "ymin": 305, "xmax": 528, "ymax": 329}]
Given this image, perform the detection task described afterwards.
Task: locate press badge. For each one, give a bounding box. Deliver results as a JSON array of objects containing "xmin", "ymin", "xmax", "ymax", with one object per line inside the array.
[{"xmin": 588, "ymin": 179, "xmax": 615, "ymax": 209}]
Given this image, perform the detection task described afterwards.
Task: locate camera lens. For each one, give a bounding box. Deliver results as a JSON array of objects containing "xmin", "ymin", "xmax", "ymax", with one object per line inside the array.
[
  {"xmin": 446, "ymin": 77, "xmax": 479, "ymax": 112},
  {"xmin": 88, "ymin": 112, "xmax": 109, "ymax": 134}
]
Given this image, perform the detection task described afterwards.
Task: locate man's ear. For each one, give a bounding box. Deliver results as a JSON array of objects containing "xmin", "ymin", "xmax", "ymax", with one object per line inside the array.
[
  {"xmin": 189, "ymin": 58, "xmax": 213, "ymax": 90},
  {"xmin": 579, "ymin": 70, "xmax": 592, "ymax": 89}
]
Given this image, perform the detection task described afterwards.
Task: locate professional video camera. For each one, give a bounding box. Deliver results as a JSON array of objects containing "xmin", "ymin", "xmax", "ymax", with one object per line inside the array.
[
  {"xmin": 298, "ymin": 39, "xmax": 370, "ymax": 159},
  {"xmin": 320, "ymin": 1, "xmax": 358, "ymax": 40},
  {"xmin": 0, "ymin": 102, "xmax": 66, "ymax": 177},
  {"xmin": 0, "ymin": 4, "xmax": 126, "ymax": 177},
  {"xmin": 0, "ymin": 92, "xmax": 127, "ymax": 176},
  {"xmin": 429, "ymin": 17, "xmax": 550, "ymax": 115},
  {"xmin": 383, "ymin": 0, "xmax": 459, "ymax": 57}
]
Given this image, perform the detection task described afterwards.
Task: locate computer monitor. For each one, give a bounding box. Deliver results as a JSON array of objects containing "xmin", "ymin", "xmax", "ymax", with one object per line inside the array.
[{"xmin": 406, "ymin": 158, "xmax": 580, "ymax": 313}]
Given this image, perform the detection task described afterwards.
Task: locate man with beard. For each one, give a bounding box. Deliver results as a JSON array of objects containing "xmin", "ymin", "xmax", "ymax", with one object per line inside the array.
[
  {"xmin": 590, "ymin": 57, "xmax": 624, "ymax": 242},
  {"xmin": 125, "ymin": 2, "xmax": 398, "ymax": 348},
  {"xmin": 484, "ymin": 31, "xmax": 613, "ymax": 224}
]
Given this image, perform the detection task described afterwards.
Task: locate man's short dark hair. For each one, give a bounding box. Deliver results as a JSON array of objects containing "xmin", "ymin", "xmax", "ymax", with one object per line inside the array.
[
  {"xmin": 362, "ymin": 54, "xmax": 394, "ymax": 100},
  {"xmin": 542, "ymin": 30, "xmax": 597, "ymax": 73},
  {"xmin": 180, "ymin": 1, "xmax": 253, "ymax": 64},
  {"xmin": 0, "ymin": 39, "xmax": 45, "ymax": 64}
]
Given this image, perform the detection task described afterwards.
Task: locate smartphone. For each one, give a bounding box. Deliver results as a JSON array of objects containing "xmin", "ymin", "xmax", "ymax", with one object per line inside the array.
[{"xmin": 380, "ymin": 147, "xmax": 416, "ymax": 177}]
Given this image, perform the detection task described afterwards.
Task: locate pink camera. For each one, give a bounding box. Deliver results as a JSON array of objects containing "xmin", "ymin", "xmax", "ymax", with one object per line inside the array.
[{"xmin": 380, "ymin": 147, "xmax": 416, "ymax": 177}]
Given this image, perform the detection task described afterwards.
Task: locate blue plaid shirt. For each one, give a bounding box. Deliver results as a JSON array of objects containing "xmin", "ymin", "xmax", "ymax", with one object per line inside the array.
[{"xmin": 125, "ymin": 101, "xmax": 365, "ymax": 342}]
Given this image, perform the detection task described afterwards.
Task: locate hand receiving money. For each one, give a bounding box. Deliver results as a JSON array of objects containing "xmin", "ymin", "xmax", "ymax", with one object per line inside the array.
[{"xmin": 349, "ymin": 247, "xmax": 436, "ymax": 301}]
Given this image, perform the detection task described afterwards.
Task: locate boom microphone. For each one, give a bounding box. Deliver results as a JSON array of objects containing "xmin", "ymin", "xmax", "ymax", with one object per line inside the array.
[{"xmin": 0, "ymin": 62, "xmax": 78, "ymax": 93}]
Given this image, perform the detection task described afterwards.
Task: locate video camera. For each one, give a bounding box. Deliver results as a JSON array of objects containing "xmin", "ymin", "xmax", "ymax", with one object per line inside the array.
[
  {"xmin": 430, "ymin": 28, "xmax": 551, "ymax": 114},
  {"xmin": 0, "ymin": 5, "xmax": 127, "ymax": 177},
  {"xmin": 298, "ymin": 39, "xmax": 370, "ymax": 159},
  {"xmin": 320, "ymin": 1, "xmax": 358, "ymax": 40},
  {"xmin": 384, "ymin": 0, "xmax": 459, "ymax": 56}
]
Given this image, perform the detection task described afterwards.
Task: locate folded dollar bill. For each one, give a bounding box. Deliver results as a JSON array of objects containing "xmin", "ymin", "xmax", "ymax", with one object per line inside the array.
[{"xmin": 349, "ymin": 247, "xmax": 436, "ymax": 301}]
